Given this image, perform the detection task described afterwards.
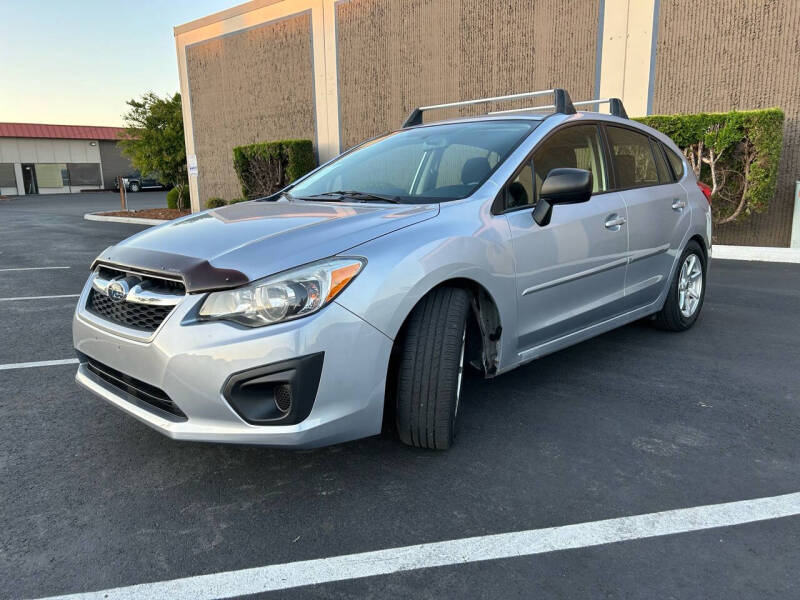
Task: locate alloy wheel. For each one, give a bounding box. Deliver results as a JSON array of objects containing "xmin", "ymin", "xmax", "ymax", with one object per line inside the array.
[{"xmin": 678, "ymin": 253, "xmax": 703, "ymax": 318}]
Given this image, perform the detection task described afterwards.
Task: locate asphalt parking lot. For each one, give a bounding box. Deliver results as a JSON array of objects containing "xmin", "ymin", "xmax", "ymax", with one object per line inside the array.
[{"xmin": 2, "ymin": 193, "xmax": 799, "ymax": 599}]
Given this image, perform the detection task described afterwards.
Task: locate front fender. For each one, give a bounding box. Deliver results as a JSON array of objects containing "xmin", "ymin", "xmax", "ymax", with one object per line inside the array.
[{"xmin": 334, "ymin": 199, "xmax": 519, "ymax": 371}]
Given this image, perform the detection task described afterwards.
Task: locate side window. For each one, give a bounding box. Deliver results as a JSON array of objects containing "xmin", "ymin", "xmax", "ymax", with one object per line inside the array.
[
  {"xmin": 505, "ymin": 159, "xmax": 534, "ymax": 209},
  {"xmin": 651, "ymin": 138, "xmax": 672, "ymax": 183},
  {"xmin": 532, "ymin": 125, "xmax": 608, "ymax": 201},
  {"xmin": 664, "ymin": 145, "xmax": 685, "ymax": 180},
  {"xmin": 606, "ymin": 126, "xmax": 659, "ymax": 189}
]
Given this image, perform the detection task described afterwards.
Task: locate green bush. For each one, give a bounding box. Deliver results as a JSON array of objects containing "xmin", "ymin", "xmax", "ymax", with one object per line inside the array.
[
  {"xmin": 166, "ymin": 187, "xmax": 179, "ymax": 209},
  {"xmin": 166, "ymin": 184, "xmax": 189, "ymax": 210},
  {"xmin": 205, "ymin": 197, "xmax": 227, "ymax": 209},
  {"xmin": 228, "ymin": 197, "xmax": 248, "ymax": 204},
  {"xmin": 233, "ymin": 139, "xmax": 315, "ymax": 200},
  {"xmin": 636, "ymin": 108, "xmax": 783, "ymax": 225}
]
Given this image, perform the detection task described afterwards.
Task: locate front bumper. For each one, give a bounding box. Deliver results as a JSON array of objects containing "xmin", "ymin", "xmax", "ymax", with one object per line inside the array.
[{"xmin": 72, "ymin": 278, "xmax": 393, "ymax": 447}]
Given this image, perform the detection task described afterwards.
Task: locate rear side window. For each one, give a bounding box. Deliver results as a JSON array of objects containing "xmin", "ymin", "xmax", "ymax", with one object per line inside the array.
[
  {"xmin": 651, "ymin": 139, "xmax": 673, "ymax": 183},
  {"xmin": 606, "ymin": 126, "xmax": 659, "ymax": 189},
  {"xmin": 664, "ymin": 145, "xmax": 685, "ymax": 180}
]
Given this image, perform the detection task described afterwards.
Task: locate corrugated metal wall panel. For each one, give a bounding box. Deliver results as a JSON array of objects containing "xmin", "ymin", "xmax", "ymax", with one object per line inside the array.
[
  {"xmin": 185, "ymin": 12, "xmax": 316, "ymax": 202},
  {"xmin": 335, "ymin": 0, "xmax": 601, "ymax": 150}
]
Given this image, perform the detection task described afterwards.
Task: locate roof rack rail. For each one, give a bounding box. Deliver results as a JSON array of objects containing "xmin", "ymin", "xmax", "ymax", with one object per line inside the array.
[
  {"xmin": 401, "ymin": 88, "xmax": 576, "ymax": 127},
  {"xmin": 489, "ymin": 97, "xmax": 628, "ymax": 119},
  {"xmin": 572, "ymin": 98, "xmax": 628, "ymax": 119}
]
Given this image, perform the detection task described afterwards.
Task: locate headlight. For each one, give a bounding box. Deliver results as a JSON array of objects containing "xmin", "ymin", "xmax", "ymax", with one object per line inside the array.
[{"xmin": 198, "ymin": 257, "xmax": 365, "ymax": 327}]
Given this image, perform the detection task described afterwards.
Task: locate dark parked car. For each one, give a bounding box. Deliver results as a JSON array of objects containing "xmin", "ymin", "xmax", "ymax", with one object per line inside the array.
[{"xmin": 113, "ymin": 172, "xmax": 170, "ymax": 193}]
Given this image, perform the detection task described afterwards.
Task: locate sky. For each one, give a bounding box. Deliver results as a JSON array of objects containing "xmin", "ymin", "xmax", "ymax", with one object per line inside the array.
[{"xmin": 0, "ymin": 0, "xmax": 238, "ymax": 127}]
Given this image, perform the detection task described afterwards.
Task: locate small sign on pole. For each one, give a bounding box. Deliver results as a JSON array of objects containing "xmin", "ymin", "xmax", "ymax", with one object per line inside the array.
[{"xmin": 187, "ymin": 154, "xmax": 198, "ymax": 177}]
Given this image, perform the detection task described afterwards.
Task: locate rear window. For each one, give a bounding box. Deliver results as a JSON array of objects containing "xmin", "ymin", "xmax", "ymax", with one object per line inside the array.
[
  {"xmin": 606, "ymin": 126, "xmax": 659, "ymax": 189},
  {"xmin": 290, "ymin": 121, "xmax": 537, "ymax": 203}
]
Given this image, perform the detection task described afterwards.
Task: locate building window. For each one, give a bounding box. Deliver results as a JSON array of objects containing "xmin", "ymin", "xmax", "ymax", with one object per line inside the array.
[
  {"xmin": 0, "ymin": 163, "xmax": 16, "ymax": 188},
  {"xmin": 35, "ymin": 163, "xmax": 68, "ymax": 188},
  {"xmin": 67, "ymin": 163, "xmax": 101, "ymax": 186}
]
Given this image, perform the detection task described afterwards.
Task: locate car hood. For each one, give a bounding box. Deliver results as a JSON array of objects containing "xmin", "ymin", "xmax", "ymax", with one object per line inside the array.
[{"xmin": 94, "ymin": 200, "xmax": 439, "ymax": 292}]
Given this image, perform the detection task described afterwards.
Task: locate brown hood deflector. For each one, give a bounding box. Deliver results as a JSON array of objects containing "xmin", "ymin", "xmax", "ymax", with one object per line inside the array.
[{"xmin": 91, "ymin": 246, "xmax": 250, "ymax": 293}]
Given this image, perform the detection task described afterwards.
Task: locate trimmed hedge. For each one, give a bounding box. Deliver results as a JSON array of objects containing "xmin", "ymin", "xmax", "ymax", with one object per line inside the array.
[
  {"xmin": 636, "ymin": 109, "xmax": 783, "ymax": 224},
  {"xmin": 229, "ymin": 197, "xmax": 248, "ymax": 204},
  {"xmin": 166, "ymin": 185, "xmax": 189, "ymax": 210},
  {"xmin": 166, "ymin": 187, "xmax": 179, "ymax": 209},
  {"xmin": 205, "ymin": 197, "xmax": 227, "ymax": 209},
  {"xmin": 233, "ymin": 139, "xmax": 316, "ymax": 200}
]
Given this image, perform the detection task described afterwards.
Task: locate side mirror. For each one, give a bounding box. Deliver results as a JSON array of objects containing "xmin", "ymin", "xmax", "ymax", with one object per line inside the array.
[{"xmin": 532, "ymin": 168, "xmax": 593, "ymax": 226}]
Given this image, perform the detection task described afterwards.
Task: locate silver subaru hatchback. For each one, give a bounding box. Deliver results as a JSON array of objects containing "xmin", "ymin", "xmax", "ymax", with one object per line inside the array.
[{"xmin": 73, "ymin": 89, "xmax": 711, "ymax": 450}]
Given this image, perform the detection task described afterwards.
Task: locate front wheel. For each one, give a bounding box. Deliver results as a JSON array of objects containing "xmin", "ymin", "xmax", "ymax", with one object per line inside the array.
[
  {"xmin": 395, "ymin": 286, "xmax": 470, "ymax": 450},
  {"xmin": 652, "ymin": 240, "xmax": 706, "ymax": 331},
  {"xmin": 128, "ymin": 181, "xmax": 141, "ymax": 192}
]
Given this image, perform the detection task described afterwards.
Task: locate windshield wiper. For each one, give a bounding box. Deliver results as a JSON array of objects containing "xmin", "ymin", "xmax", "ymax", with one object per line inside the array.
[{"xmin": 305, "ymin": 190, "xmax": 401, "ymax": 204}]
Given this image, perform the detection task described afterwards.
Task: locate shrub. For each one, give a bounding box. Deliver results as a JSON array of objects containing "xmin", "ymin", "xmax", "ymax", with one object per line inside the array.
[
  {"xmin": 233, "ymin": 139, "xmax": 315, "ymax": 200},
  {"xmin": 166, "ymin": 187, "xmax": 179, "ymax": 209},
  {"xmin": 205, "ymin": 197, "xmax": 227, "ymax": 209},
  {"xmin": 228, "ymin": 197, "xmax": 248, "ymax": 204},
  {"xmin": 636, "ymin": 109, "xmax": 783, "ymax": 225}
]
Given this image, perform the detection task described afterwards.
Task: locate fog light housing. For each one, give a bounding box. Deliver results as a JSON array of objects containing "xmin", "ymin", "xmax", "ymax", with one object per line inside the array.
[{"xmin": 222, "ymin": 353, "xmax": 324, "ymax": 425}]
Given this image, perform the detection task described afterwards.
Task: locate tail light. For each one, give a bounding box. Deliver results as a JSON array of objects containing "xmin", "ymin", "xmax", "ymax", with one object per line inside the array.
[{"xmin": 697, "ymin": 181, "xmax": 712, "ymax": 204}]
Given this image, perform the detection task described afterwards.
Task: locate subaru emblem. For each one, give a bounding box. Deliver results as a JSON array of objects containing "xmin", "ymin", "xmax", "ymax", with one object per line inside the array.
[{"xmin": 107, "ymin": 279, "xmax": 130, "ymax": 303}]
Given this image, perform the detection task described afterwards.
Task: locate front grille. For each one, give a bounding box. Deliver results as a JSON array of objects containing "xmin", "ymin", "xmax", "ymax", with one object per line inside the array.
[
  {"xmin": 88, "ymin": 288, "xmax": 173, "ymax": 331},
  {"xmin": 86, "ymin": 266, "xmax": 184, "ymax": 332},
  {"xmin": 86, "ymin": 358, "xmax": 186, "ymax": 418}
]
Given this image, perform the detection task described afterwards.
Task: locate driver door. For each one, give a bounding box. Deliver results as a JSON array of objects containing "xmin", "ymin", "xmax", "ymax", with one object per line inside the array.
[{"xmin": 502, "ymin": 124, "xmax": 629, "ymax": 353}]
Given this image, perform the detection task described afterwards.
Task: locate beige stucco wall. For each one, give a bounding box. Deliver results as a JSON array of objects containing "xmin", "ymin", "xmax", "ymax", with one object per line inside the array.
[
  {"xmin": 185, "ymin": 12, "xmax": 317, "ymax": 202},
  {"xmin": 335, "ymin": 0, "xmax": 601, "ymax": 150},
  {"xmin": 652, "ymin": 0, "xmax": 800, "ymax": 247}
]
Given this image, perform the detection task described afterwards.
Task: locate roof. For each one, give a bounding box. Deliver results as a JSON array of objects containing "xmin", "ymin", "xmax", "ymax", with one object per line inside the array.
[{"xmin": 0, "ymin": 122, "xmax": 126, "ymax": 141}]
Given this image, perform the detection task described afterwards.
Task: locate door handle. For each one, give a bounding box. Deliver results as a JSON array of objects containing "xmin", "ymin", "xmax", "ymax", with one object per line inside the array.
[
  {"xmin": 671, "ymin": 198, "xmax": 687, "ymax": 210},
  {"xmin": 604, "ymin": 215, "xmax": 626, "ymax": 230}
]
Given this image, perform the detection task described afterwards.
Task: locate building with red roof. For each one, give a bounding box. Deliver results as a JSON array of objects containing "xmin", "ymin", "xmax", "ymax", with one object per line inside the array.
[{"xmin": 0, "ymin": 122, "xmax": 134, "ymax": 195}]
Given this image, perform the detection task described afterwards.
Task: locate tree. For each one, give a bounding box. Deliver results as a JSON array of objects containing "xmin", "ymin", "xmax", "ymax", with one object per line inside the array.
[{"xmin": 118, "ymin": 92, "xmax": 189, "ymax": 210}]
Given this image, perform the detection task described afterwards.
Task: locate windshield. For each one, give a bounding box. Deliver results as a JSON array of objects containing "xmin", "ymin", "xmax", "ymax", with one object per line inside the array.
[{"xmin": 290, "ymin": 120, "xmax": 538, "ymax": 203}]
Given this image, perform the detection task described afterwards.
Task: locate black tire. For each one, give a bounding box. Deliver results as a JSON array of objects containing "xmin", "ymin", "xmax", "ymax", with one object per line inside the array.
[
  {"xmin": 652, "ymin": 240, "xmax": 706, "ymax": 331},
  {"xmin": 395, "ymin": 286, "xmax": 470, "ymax": 450},
  {"xmin": 129, "ymin": 181, "xmax": 141, "ymax": 192}
]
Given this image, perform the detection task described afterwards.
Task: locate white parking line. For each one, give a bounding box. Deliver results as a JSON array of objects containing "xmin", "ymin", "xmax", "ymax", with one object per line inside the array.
[
  {"xmin": 0, "ymin": 358, "xmax": 79, "ymax": 371},
  {"xmin": 0, "ymin": 294, "xmax": 79, "ymax": 302},
  {"xmin": 36, "ymin": 491, "xmax": 800, "ymax": 600},
  {"xmin": 0, "ymin": 266, "xmax": 71, "ymax": 272}
]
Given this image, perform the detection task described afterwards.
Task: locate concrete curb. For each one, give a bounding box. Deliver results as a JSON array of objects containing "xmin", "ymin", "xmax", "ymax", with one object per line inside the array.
[
  {"xmin": 83, "ymin": 212, "xmax": 165, "ymax": 226},
  {"xmin": 713, "ymin": 245, "xmax": 800, "ymax": 264}
]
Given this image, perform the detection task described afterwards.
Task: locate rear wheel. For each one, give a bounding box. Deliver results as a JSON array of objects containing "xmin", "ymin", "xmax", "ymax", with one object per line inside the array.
[
  {"xmin": 395, "ymin": 286, "xmax": 470, "ymax": 450},
  {"xmin": 652, "ymin": 240, "xmax": 706, "ymax": 331}
]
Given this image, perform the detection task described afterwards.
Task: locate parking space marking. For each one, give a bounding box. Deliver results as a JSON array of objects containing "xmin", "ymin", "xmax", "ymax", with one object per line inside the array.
[
  {"xmin": 0, "ymin": 358, "xmax": 78, "ymax": 371},
  {"xmin": 0, "ymin": 266, "xmax": 71, "ymax": 272},
  {"xmin": 37, "ymin": 491, "xmax": 800, "ymax": 600},
  {"xmin": 0, "ymin": 294, "xmax": 79, "ymax": 302}
]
